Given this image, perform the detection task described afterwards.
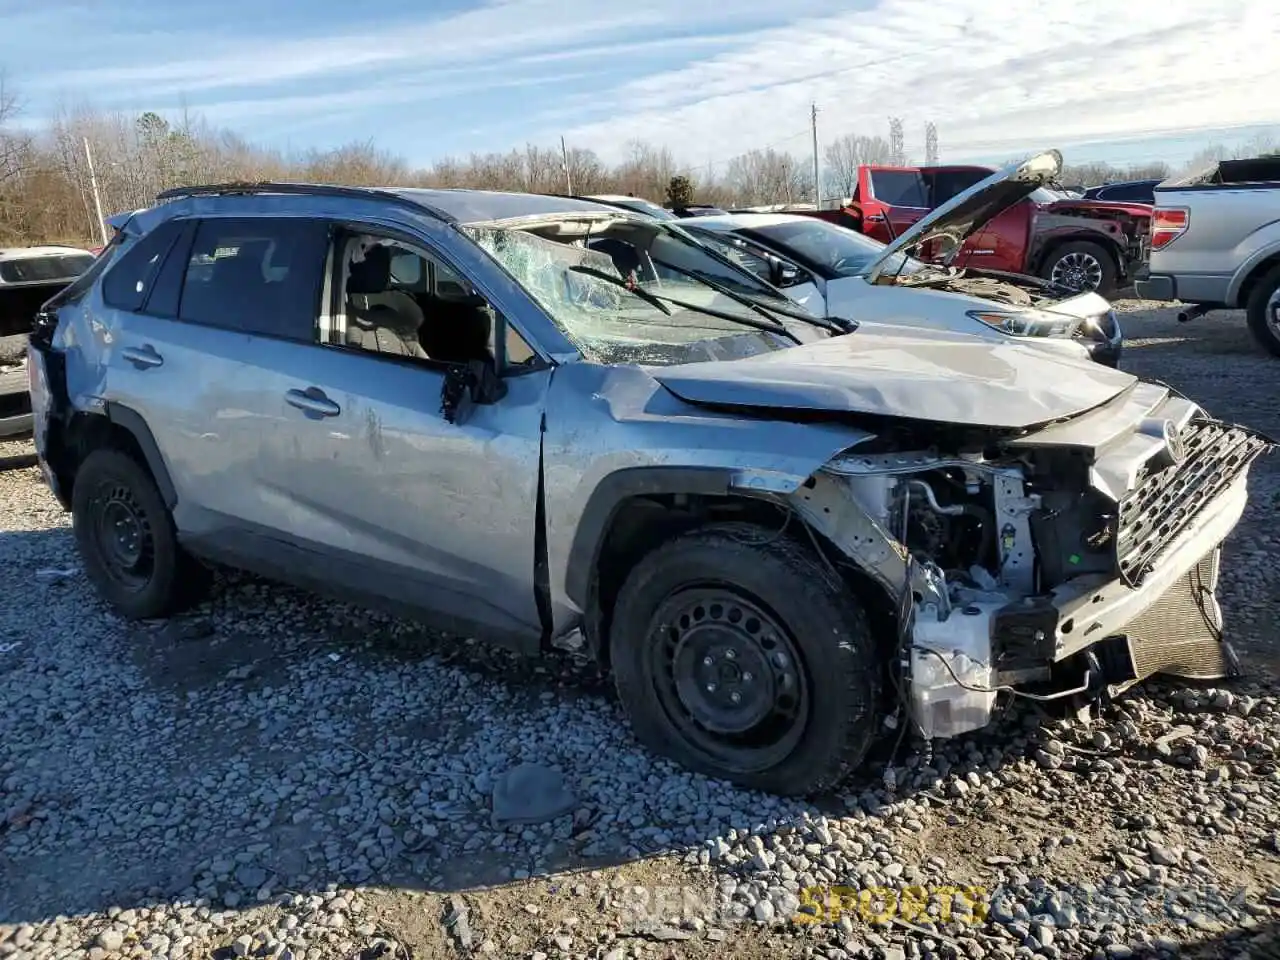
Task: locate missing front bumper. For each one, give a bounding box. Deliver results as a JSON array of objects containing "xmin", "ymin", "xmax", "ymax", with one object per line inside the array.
[{"xmin": 910, "ymin": 543, "xmax": 1236, "ymax": 740}]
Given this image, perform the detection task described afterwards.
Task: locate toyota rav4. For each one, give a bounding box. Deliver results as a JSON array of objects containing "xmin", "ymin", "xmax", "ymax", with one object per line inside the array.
[{"xmin": 26, "ymin": 183, "xmax": 1272, "ymax": 796}]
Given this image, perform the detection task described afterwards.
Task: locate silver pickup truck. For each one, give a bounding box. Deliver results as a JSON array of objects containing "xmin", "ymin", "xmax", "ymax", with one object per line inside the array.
[{"xmin": 1136, "ymin": 157, "xmax": 1280, "ymax": 355}]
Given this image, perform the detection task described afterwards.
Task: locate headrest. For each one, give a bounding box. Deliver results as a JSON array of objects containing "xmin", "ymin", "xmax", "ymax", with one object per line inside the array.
[
  {"xmin": 348, "ymin": 244, "xmax": 391, "ymax": 295},
  {"xmin": 211, "ymin": 253, "xmax": 264, "ymax": 285}
]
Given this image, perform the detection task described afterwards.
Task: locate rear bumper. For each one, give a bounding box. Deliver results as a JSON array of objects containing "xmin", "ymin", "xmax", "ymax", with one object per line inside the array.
[
  {"xmin": 0, "ymin": 364, "xmax": 32, "ymax": 437},
  {"xmin": 1134, "ymin": 272, "xmax": 1175, "ymax": 302},
  {"xmin": 1135, "ymin": 271, "xmax": 1233, "ymax": 307}
]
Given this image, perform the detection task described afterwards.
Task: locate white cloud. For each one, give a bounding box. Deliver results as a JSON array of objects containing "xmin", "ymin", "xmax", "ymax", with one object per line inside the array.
[
  {"xmin": 23, "ymin": 0, "xmax": 834, "ymax": 99},
  {"xmin": 556, "ymin": 0, "xmax": 1277, "ymax": 168}
]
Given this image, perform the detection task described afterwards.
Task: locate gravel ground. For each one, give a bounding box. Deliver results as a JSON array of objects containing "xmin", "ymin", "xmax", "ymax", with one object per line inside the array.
[{"xmin": 1, "ymin": 301, "xmax": 1278, "ymax": 960}]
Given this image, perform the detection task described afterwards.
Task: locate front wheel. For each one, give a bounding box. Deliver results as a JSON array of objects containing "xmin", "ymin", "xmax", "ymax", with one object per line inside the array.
[
  {"xmin": 1041, "ymin": 240, "xmax": 1118, "ymax": 295},
  {"xmin": 1245, "ymin": 265, "xmax": 1280, "ymax": 358},
  {"xmin": 609, "ymin": 522, "xmax": 882, "ymax": 796}
]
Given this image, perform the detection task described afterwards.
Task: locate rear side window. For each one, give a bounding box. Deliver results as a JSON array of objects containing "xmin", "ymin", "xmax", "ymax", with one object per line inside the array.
[
  {"xmin": 178, "ymin": 218, "xmax": 330, "ymax": 341},
  {"xmin": 869, "ymin": 170, "xmax": 928, "ymax": 207},
  {"xmin": 101, "ymin": 221, "xmax": 188, "ymax": 311}
]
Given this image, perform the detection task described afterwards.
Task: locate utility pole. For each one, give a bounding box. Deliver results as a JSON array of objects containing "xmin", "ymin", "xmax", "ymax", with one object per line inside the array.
[
  {"xmin": 811, "ymin": 102, "xmax": 821, "ymax": 208},
  {"xmin": 560, "ymin": 136, "xmax": 573, "ymax": 194},
  {"xmin": 83, "ymin": 137, "xmax": 110, "ymax": 247}
]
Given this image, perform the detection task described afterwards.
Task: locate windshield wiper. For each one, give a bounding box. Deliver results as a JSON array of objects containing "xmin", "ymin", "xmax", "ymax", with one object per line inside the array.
[
  {"xmin": 567, "ymin": 265, "xmax": 672, "ymax": 315},
  {"xmin": 567, "ymin": 265, "xmax": 801, "ymax": 344},
  {"xmin": 654, "ymin": 258, "xmax": 850, "ymax": 335}
]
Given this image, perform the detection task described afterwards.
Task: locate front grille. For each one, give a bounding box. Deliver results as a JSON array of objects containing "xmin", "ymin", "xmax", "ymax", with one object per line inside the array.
[
  {"xmin": 1115, "ymin": 419, "xmax": 1269, "ymax": 586},
  {"xmin": 1124, "ymin": 550, "xmax": 1228, "ymax": 681}
]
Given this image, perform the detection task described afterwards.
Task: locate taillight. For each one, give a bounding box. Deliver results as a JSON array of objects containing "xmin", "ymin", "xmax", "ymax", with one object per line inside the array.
[{"xmin": 1150, "ymin": 207, "xmax": 1189, "ymax": 250}]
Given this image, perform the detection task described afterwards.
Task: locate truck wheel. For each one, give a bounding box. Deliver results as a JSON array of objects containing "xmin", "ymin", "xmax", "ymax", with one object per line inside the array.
[
  {"xmin": 1041, "ymin": 241, "xmax": 1117, "ymax": 295},
  {"xmin": 609, "ymin": 522, "xmax": 882, "ymax": 796},
  {"xmin": 1245, "ymin": 265, "xmax": 1280, "ymax": 358},
  {"xmin": 72, "ymin": 448, "xmax": 208, "ymax": 619}
]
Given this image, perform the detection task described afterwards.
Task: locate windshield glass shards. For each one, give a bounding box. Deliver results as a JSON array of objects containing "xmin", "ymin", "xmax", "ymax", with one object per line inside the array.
[{"xmin": 465, "ymin": 223, "xmax": 819, "ymax": 365}]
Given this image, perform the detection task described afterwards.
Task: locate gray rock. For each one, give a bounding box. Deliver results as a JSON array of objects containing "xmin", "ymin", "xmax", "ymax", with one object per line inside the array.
[
  {"xmin": 490, "ymin": 764, "xmax": 577, "ymax": 828},
  {"xmin": 95, "ymin": 930, "xmax": 124, "ymax": 952}
]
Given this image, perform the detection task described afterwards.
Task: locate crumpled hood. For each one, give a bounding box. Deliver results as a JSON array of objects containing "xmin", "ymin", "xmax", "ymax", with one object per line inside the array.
[{"xmin": 649, "ymin": 321, "xmax": 1136, "ymax": 430}]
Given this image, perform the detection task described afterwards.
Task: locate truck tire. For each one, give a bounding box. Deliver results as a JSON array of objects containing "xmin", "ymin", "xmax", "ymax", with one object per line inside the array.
[
  {"xmin": 72, "ymin": 448, "xmax": 209, "ymax": 619},
  {"xmin": 609, "ymin": 521, "xmax": 882, "ymax": 796},
  {"xmin": 1040, "ymin": 240, "xmax": 1118, "ymax": 295},
  {"xmin": 1245, "ymin": 264, "xmax": 1280, "ymax": 358}
]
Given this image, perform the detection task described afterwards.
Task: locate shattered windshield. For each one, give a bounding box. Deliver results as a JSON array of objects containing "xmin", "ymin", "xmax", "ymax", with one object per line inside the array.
[{"xmin": 465, "ymin": 221, "xmax": 816, "ymax": 365}]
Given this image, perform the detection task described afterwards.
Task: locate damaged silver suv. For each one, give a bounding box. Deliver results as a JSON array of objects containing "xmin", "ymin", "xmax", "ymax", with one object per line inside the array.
[{"xmin": 27, "ymin": 180, "xmax": 1272, "ymax": 796}]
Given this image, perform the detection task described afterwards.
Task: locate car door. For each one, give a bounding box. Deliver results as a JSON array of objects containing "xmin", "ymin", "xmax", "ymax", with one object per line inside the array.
[
  {"xmin": 245, "ymin": 226, "xmax": 551, "ymax": 644},
  {"xmin": 97, "ymin": 215, "xmax": 331, "ymax": 542}
]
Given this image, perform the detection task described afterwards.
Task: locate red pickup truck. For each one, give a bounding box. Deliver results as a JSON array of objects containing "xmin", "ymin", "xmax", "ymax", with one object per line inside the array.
[{"xmin": 806, "ymin": 164, "xmax": 1152, "ymax": 295}]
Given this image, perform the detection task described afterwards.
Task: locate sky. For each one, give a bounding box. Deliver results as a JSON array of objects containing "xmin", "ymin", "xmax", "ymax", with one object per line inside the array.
[{"xmin": 1, "ymin": 0, "xmax": 1275, "ymax": 175}]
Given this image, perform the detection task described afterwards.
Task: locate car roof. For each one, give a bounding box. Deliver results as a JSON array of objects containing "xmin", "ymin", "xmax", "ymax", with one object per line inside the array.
[
  {"xmin": 0, "ymin": 245, "xmax": 93, "ymax": 260},
  {"xmin": 153, "ymin": 183, "xmax": 632, "ymax": 226},
  {"xmin": 677, "ymin": 212, "xmax": 817, "ymax": 231},
  {"xmin": 393, "ymin": 188, "xmax": 627, "ymax": 223}
]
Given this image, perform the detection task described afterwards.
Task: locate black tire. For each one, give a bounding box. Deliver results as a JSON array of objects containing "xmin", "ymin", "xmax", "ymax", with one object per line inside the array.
[
  {"xmin": 609, "ymin": 521, "xmax": 882, "ymax": 796},
  {"xmin": 1040, "ymin": 240, "xmax": 1118, "ymax": 295},
  {"xmin": 1245, "ymin": 265, "xmax": 1280, "ymax": 358},
  {"xmin": 71, "ymin": 448, "xmax": 208, "ymax": 619}
]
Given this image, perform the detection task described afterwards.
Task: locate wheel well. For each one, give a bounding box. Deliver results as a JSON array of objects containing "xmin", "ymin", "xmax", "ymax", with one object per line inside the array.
[
  {"xmin": 52, "ymin": 413, "xmax": 153, "ymax": 504},
  {"xmin": 1238, "ymin": 253, "xmax": 1280, "ymax": 308},
  {"xmin": 584, "ymin": 493, "xmax": 900, "ymax": 672},
  {"xmin": 1036, "ymin": 234, "xmax": 1121, "ymax": 275}
]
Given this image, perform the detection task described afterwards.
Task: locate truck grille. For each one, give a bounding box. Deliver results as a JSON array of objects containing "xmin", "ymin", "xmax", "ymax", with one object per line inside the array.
[{"xmin": 1115, "ymin": 419, "xmax": 1269, "ymax": 586}]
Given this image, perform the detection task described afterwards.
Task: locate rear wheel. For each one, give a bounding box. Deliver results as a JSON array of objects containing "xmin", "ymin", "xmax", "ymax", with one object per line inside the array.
[
  {"xmin": 1245, "ymin": 265, "xmax": 1280, "ymax": 358},
  {"xmin": 1041, "ymin": 240, "xmax": 1118, "ymax": 295},
  {"xmin": 609, "ymin": 522, "xmax": 882, "ymax": 796},
  {"xmin": 72, "ymin": 448, "xmax": 208, "ymax": 619}
]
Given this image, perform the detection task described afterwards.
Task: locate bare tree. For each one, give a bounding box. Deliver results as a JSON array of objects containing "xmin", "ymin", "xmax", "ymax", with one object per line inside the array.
[
  {"xmin": 726, "ymin": 148, "xmax": 811, "ymax": 206},
  {"xmin": 822, "ymin": 133, "xmax": 894, "ymax": 200}
]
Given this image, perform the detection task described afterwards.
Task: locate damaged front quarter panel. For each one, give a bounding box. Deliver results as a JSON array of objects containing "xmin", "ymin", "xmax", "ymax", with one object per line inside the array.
[{"xmin": 784, "ymin": 398, "xmax": 1273, "ymax": 744}]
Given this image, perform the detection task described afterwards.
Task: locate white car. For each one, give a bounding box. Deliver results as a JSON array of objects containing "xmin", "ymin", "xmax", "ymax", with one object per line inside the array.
[
  {"xmin": 677, "ymin": 153, "xmax": 1123, "ymax": 366},
  {"xmin": 0, "ymin": 245, "xmax": 97, "ymax": 436}
]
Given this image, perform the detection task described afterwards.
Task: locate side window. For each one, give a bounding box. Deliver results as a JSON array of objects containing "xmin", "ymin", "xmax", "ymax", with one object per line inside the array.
[
  {"xmin": 869, "ymin": 170, "xmax": 928, "ymax": 207},
  {"xmin": 336, "ymin": 232, "xmax": 538, "ymax": 373},
  {"xmin": 179, "ymin": 218, "xmax": 330, "ymax": 340},
  {"xmin": 101, "ymin": 220, "xmax": 188, "ymax": 312}
]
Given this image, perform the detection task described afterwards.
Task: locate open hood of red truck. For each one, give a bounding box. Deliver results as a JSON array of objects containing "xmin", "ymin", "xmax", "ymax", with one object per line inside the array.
[{"xmin": 864, "ymin": 150, "xmax": 1062, "ymax": 284}]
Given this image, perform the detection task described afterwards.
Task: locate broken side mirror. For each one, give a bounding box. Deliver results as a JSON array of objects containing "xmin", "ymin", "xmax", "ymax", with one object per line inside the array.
[{"xmin": 440, "ymin": 356, "xmax": 508, "ymax": 425}]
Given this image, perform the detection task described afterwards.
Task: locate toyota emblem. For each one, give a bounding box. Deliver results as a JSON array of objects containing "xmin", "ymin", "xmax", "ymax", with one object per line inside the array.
[{"xmin": 1163, "ymin": 420, "xmax": 1187, "ymax": 465}]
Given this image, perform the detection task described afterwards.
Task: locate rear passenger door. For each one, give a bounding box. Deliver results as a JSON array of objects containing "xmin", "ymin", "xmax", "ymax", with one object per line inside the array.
[{"xmin": 101, "ymin": 215, "xmax": 332, "ymax": 542}]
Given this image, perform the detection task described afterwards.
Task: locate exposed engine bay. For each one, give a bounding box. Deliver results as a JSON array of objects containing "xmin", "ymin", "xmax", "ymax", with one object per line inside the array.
[{"xmin": 783, "ymin": 398, "xmax": 1273, "ymax": 741}]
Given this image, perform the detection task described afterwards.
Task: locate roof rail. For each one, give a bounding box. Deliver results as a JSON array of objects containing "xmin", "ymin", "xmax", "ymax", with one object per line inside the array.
[{"xmin": 153, "ymin": 181, "xmax": 457, "ymax": 222}]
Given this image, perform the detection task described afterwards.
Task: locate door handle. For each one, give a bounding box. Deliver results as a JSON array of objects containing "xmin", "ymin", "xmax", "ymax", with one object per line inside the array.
[
  {"xmin": 864, "ymin": 213, "xmax": 886, "ymax": 223},
  {"xmin": 285, "ymin": 387, "xmax": 341, "ymax": 418},
  {"xmin": 122, "ymin": 345, "xmax": 164, "ymax": 369}
]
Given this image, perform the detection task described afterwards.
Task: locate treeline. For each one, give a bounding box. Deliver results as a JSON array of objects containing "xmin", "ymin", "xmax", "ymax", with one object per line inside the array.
[{"xmin": 0, "ymin": 84, "xmax": 1274, "ymax": 247}]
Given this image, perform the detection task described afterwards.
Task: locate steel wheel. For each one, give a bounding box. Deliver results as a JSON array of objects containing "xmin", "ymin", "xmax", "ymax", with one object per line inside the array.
[
  {"xmin": 647, "ymin": 586, "xmax": 810, "ymax": 774},
  {"xmin": 87, "ymin": 480, "xmax": 156, "ymax": 593},
  {"xmin": 1267, "ymin": 287, "xmax": 1280, "ymax": 341},
  {"xmin": 1050, "ymin": 250, "xmax": 1105, "ymax": 292}
]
